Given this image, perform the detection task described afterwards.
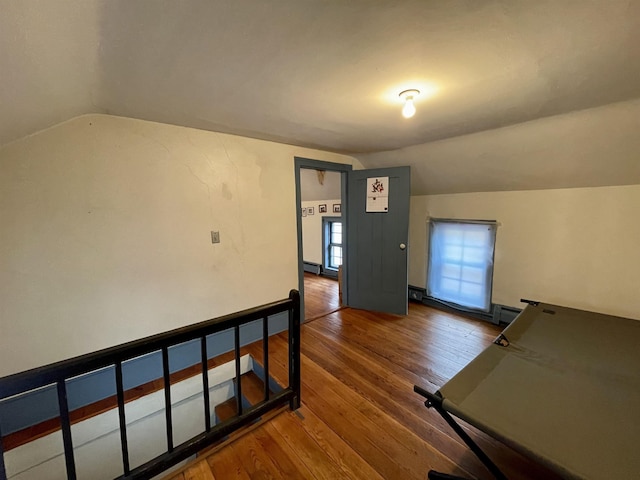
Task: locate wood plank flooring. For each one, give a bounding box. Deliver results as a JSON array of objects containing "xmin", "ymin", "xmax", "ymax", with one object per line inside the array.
[
  {"xmin": 302, "ymin": 272, "xmax": 342, "ymax": 321},
  {"xmin": 167, "ymin": 275, "xmax": 562, "ymax": 480}
]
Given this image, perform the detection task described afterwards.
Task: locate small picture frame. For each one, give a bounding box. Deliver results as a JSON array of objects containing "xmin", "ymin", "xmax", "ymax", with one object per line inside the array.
[
  {"xmin": 307, "ymin": 206, "xmax": 315, "ymax": 215},
  {"xmin": 333, "ymin": 204, "xmax": 341, "ymax": 213},
  {"xmin": 319, "ymin": 204, "xmax": 327, "ymax": 213},
  {"xmin": 302, "ymin": 207, "xmax": 307, "ymax": 217}
]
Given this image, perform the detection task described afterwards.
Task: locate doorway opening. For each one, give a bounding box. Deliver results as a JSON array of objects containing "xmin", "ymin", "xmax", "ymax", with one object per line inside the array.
[{"xmin": 294, "ymin": 158, "xmax": 352, "ymax": 322}]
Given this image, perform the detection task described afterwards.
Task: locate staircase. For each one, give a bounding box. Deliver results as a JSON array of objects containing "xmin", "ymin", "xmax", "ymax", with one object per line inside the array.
[
  {"xmin": 189, "ymin": 370, "xmax": 281, "ymax": 464},
  {"xmin": 214, "ymin": 371, "xmax": 272, "ymax": 423}
]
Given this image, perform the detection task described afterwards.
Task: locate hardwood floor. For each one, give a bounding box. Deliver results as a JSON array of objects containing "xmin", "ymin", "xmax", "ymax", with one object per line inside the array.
[
  {"xmin": 303, "ymin": 272, "xmax": 341, "ymax": 320},
  {"xmin": 166, "ymin": 276, "xmax": 562, "ymax": 480}
]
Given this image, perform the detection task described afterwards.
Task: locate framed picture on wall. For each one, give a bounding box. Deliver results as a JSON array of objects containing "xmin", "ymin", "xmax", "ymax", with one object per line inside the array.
[
  {"xmin": 319, "ymin": 204, "xmax": 327, "ymax": 213},
  {"xmin": 308, "ymin": 207, "xmax": 315, "ymax": 215},
  {"xmin": 302, "ymin": 207, "xmax": 307, "ymax": 217},
  {"xmin": 333, "ymin": 204, "xmax": 341, "ymax": 213}
]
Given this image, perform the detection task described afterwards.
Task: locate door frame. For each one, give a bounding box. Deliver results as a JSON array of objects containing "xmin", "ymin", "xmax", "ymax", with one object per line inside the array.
[{"xmin": 294, "ymin": 157, "xmax": 352, "ymax": 320}]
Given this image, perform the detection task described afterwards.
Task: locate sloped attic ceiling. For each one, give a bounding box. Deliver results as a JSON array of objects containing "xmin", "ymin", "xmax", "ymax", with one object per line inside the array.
[{"xmin": 2, "ymin": 1, "xmax": 640, "ymax": 193}]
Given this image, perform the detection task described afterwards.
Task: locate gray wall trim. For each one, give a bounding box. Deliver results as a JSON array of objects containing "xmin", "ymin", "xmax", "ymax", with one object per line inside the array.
[{"xmin": 0, "ymin": 312, "xmax": 288, "ymax": 436}]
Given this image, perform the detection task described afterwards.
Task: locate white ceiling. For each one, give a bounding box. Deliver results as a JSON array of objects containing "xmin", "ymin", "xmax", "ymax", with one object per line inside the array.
[{"xmin": 2, "ymin": 1, "xmax": 640, "ymax": 194}]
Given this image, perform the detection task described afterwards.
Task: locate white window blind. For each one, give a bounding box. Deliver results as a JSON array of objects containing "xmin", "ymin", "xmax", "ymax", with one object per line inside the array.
[{"xmin": 427, "ymin": 219, "xmax": 497, "ymax": 312}]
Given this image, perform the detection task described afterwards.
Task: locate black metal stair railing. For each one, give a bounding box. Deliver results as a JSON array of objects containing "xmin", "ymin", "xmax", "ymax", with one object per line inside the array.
[{"xmin": 0, "ymin": 289, "xmax": 301, "ymax": 480}]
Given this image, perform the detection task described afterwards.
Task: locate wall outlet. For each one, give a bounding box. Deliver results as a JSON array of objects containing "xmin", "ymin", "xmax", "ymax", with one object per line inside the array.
[{"xmin": 211, "ymin": 231, "xmax": 220, "ymax": 244}]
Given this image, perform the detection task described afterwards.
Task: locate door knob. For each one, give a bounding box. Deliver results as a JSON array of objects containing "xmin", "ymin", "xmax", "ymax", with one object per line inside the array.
[{"xmin": 399, "ymin": 243, "xmax": 406, "ymax": 250}]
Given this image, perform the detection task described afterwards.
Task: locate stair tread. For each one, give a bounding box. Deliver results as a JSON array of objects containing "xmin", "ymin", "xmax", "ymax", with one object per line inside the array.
[
  {"xmin": 240, "ymin": 371, "xmax": 269, "ymax": 405},
  {"xmin": 214, "ymin": 398, "xmax": 238, "ymax": 423},
  {"xmin": 213, "ymin": 371, "xmax": 272, "ymax": 422}
]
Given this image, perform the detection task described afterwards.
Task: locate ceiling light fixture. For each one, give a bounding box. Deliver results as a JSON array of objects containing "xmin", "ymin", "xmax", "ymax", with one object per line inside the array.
[{"xmin": 399, "ymin": 89, "xmax": 420, "ymax": 118}]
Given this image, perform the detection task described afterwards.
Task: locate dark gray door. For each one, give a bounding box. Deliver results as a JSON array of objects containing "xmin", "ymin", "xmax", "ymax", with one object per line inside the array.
[{"xmin": 346, "ymin": 166, "xmax": 410, "ymax": 315}]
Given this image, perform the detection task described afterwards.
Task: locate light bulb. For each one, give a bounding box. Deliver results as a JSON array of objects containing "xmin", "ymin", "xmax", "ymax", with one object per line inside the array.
[
  {"xmin": 399, "ymin": 89, "xmax": 420, "ymax": 119},
  {"xmin": 402, "ymin": 97, "xmax": 416, "ymax": 118}
]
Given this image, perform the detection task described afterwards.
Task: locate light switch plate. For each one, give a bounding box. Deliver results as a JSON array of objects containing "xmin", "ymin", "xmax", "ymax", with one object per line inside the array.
[{"xmin": 211, "ymin": 231, "xmax": 220, "ymax": 244}]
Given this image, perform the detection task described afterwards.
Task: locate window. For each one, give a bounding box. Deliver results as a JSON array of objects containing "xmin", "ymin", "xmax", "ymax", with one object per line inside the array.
[
  {"xmin": 323, "ymin": 217, "xmax": 343, "ymax": 272},
  {"xmin": 427, "ymin": 219, "xmax": 497, "ymax": 312}
]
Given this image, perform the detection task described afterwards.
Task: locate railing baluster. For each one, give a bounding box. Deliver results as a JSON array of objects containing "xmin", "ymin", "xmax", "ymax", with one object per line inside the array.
[
  {"xmin": 201, "ymin": 336, "xmax": 211, "ymax": 431},
  {"xmin": 234, "ymin": 325, "xmax": 243, "ymax": 416},
  {"xmin": 288, "ymin": 289, "xmax": 301, "ymax": 410},
  {"xmin": 115, "ymin": 362, "xmax": 130, "ymax": 475},
  {"xmin": 0, "ymin": 420, "xmax": 7, "ymax": 480},
  {"xmin": 161, "ymin": 347, "xmax": 173, "ymax": 451},
  {"xmin": 263, "ymin": 316, "xmax": 270, "ymax": 401},
  {"xmin": 56, "ymin": 380, "xmax": 77, "ymax": 480}
]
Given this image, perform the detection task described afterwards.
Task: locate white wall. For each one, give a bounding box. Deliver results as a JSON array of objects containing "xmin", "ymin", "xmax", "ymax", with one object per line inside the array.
[
  {"xmin": 301, "ymin": 199, "xmax": 341, "ymax": 265},
  {"xmin": 300, "ymin": 169, "xmax": 341, "ymax": 202},
  {"xmin": 409, "ymin": 185, "xmax": 640, "ymax": 319},
  {"xmin": 0, "ymin": 114, "xmax": 359, "ymax": 376}
]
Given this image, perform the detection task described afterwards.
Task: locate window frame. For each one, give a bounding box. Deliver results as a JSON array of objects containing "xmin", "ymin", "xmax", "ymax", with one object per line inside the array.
[
  {"xmin": 426, "ymin": 218, "xmax": 498, "ymax": 313},
  {"xmin": 322, "ymin": 216, "xmax": 343, "ymax": 274}
]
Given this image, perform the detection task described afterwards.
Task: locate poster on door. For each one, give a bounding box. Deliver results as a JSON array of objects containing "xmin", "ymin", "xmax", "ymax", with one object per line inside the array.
[{"xmin": 366, "ymin": 176, "xmax": 389, "ymax": 212}]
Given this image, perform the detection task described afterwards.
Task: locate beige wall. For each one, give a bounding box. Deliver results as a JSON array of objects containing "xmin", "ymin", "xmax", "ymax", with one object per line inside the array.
[
  {"xmin": 300, "ymin": 169, "xmax": 341, "ymax": 202},
  {"xmin": 409, "ymin": 185, "xmax": 640, "ymax": 319},
  {"xmin": 0, "ymin": 114, "xmax": 359, "ymax": 376},
  {"xmin": 301, "ymin": 199, "xmax": 341, "ymax": 265}
]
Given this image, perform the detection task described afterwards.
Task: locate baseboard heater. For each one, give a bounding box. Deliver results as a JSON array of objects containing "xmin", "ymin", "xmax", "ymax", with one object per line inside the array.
[
  {"xmin": 408, "ymin": 285, "xmax": 522, "ymax": 325},
  {"xmin": 408, "ymin": 285, "xmax": 425, "ymax": 302},
  {"xmin": 303, "ymin": 261, "xmax": 321, "ymax": 275},
  {"xmin": 492, "ymin": 304, "xmax": 522, "ymax": 325}
]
